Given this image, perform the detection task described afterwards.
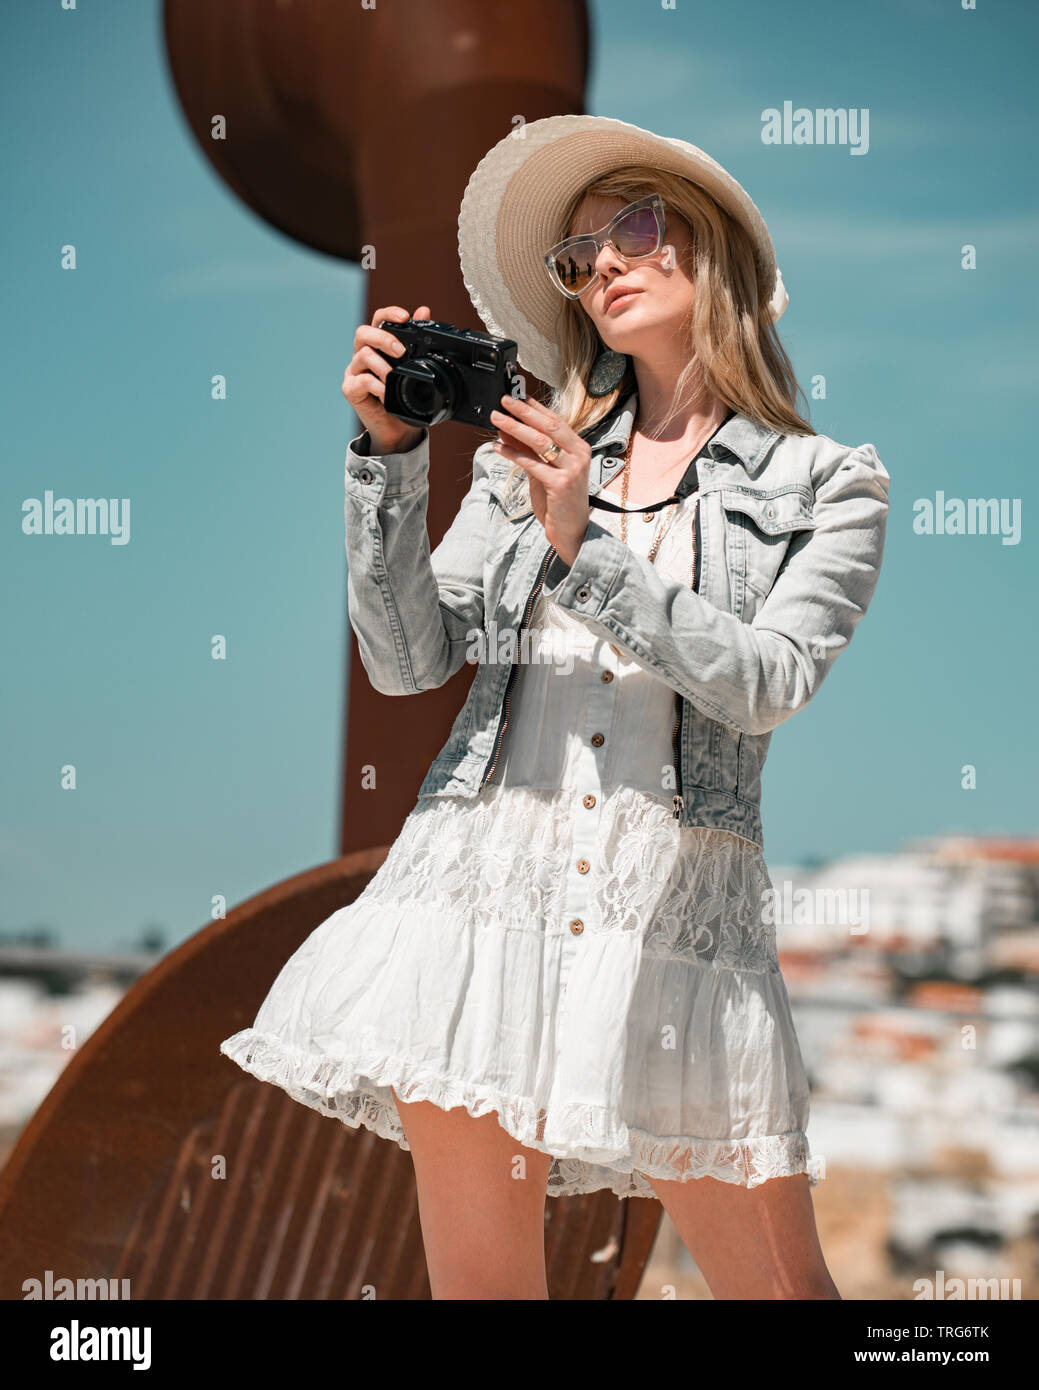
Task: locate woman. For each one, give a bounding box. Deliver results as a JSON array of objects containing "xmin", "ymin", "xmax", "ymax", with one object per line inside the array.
[{"xmin": 220, "ymin": 115, "xmax": 890, "ymax": 1300}]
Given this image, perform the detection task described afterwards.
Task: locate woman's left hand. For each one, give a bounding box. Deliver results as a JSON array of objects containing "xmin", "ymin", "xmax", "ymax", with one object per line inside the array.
[{"xmin": 490, "ymin": 393, "xmax": 591, "ymax": 567}]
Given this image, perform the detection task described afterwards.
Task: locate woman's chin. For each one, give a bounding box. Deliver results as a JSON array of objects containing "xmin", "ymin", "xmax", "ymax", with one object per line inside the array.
[{"xmin": 594, "ymin": 321, "xmax": 653, "ymax": 355}]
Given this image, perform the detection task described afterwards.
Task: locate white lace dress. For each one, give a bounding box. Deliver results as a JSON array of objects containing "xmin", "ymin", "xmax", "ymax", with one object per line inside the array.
[{"xmin": 219, "ymin": 487, "xmax": 817, "ymax": 1199}]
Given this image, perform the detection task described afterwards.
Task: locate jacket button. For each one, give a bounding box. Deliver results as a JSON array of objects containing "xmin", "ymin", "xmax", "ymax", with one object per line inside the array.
[
  {"xmin": 766, "ymin": 504, "xmax": 775, "ymax": 519},
  {"xmin": 583, "ymin": 793, "xmax": 596, "ymax": 808},
  {"xmin": 576, "ymin": 584, "xmax": 591, "ymax": 602},
  {"xmin": 590, "ymin": 732, "xmax": 605, "ymax": 747},
  {"xmin": 600, "ymin": 670, "xmax": 614, "ymax": 683},
  {"xmin": 569, "ymin": 919, "xmax": 584, "ymax": 935},
  {"xmin": 576, "ymin": 859, "xmax": 590, "ymax": 874},
  {"xmin": 357, "ymin": 468, "xmax": 374, "ymax": 485}
]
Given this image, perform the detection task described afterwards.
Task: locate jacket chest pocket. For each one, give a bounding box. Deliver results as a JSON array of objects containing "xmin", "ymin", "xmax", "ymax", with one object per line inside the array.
[{"xmin": 720, "ymin": 485, "xmax": 817, "ymax": 619}]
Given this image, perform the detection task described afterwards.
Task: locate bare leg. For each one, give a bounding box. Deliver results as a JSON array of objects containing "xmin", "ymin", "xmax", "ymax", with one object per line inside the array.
[
  {"xmin": 393, "ymin": 1089, "xmax": 553, "ymax": 1300},
  {"xmin": 644, "ymin": 1169, "xmax": 840, "ymax": 1299}
]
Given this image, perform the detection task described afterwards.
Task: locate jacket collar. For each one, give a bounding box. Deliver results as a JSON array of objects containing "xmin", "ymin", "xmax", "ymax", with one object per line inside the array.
[{"xmin": 588, "ymin": 387, "xmax": 782, "ymax": 484}]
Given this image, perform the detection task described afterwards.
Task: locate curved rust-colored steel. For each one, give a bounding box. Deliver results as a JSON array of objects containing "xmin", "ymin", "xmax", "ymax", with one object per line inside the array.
[
  {"xmin": 161, "ymin": 0, "xmax": 594, "ymax": 853},
  {"xmin": 0, "ymin": 854, "xmax": 660, "ymax": 1300}
]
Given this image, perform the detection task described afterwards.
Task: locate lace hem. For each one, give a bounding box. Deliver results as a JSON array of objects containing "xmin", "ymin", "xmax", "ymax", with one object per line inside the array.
[{"xmin": 220, "ymin": 1028, "xmax": 819, "ymax": 1199}]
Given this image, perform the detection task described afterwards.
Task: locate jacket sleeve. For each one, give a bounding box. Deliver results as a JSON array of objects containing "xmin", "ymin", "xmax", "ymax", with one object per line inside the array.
[
  {"xmin": 540, "ymin": 442, "xmax": 890, "ymax": 736},
  {"xmin": 344, "ymin": 426, "xmax": 495, "ymax": 695}
]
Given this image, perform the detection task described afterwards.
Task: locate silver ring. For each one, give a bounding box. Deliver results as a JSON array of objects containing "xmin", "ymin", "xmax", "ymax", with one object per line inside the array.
[{"xmin": 538, "ymin": 442, "xmax": 561, "ymax": 463}]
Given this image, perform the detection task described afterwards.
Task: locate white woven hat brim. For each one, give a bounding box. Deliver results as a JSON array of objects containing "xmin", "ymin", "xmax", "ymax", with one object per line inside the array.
[{"xmin": 458, "ymin": 114, "xmax": 788, "ymax": 390}]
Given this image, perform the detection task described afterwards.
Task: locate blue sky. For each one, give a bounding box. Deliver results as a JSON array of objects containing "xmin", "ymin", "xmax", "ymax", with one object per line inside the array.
[{"xmin": 2, "ymin": 0, "xmax": 1036, "ymax": 950}]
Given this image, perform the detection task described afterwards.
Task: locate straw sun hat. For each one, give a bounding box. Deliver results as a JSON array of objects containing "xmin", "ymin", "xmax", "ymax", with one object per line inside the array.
[{"xmin": 457, "ymin": 113, "xmax": 789, "ymax": 390}]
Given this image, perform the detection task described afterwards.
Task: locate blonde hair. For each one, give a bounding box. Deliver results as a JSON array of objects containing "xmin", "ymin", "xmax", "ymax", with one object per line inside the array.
[{"xmin": 502, "ymin": 164, "xmax": 814, "ymax": 485}]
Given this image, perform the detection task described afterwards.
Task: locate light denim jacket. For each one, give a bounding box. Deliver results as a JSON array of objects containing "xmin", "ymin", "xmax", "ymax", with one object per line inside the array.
[{"xmin": 344, "ymin": 389, "xmax": 890, "ymax": 849}]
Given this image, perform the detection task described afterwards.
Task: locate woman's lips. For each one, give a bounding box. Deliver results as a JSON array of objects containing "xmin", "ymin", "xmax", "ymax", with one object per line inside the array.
[{"xmin": 606, "ymin": 290, "xmax": 642, "ymax": 312}]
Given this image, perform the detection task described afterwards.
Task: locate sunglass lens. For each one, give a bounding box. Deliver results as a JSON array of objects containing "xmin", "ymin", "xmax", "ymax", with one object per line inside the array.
[
  {"xmin": 549, "ymin": 240, "xmax": 599, "ymax": 296},
  {"xmin": 612, "ymin": 206, "xmax": 660, "ymax": 258}
]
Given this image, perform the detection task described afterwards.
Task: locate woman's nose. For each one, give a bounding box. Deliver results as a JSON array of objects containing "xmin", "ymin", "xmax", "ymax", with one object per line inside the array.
[{"xmin": 594, "ymin": 240, "xmax": 628, "ymax": 276}]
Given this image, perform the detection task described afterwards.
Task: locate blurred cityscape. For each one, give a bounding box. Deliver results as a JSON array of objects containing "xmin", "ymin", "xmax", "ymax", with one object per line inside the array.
[
  {"xmin": 640, "ymin": 832, "xmax": 1039, "ymax": 1299},
  {"xmin": 2, "ymin": 831, "xmax": 1038, "ymax": 1300}
]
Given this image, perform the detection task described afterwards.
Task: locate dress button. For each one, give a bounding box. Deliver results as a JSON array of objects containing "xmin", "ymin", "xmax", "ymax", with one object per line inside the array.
[
  {"xmin": 590, "ymin": 732, "xmax": 605, "ymax": 747},
  {"xmin": 576, "ymin": 859, "xmax": 590, "ymax": 874},
  {"xmin": 600, "ymin": 670, "xmax": 614, "ymax": 684},
  {"xmin": 357, "ymin": 468, "xmax": 374, "ymax": 485},
  {"xmin": 569, "ymin": 919, "xmax": 584, "ymax": 935},
  {"xmin": 583, "ymin": 793, "xmax": 596, "ymax": 808},
  {"xmin": 576, "ymin": 584, "xmax": 591, "ymax": 602}
]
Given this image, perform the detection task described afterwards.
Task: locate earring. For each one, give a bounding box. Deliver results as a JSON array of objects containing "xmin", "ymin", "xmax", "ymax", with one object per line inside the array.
[
  {"xmin": 662, "ymin": 243, "xmax": 677, "ymax": 270},
  {"xmin": 586, "ymin": 349, "xmax": 630, "ymax": 397}
]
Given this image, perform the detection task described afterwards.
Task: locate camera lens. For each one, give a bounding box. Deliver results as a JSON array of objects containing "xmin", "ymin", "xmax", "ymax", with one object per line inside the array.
[
  {"xmin": 400, "ymin": 376, "xmax": 437, "ymax": 415},
  {"xmin": 387, "ymin": 357, "xmax": 458, "ymax": 426}
]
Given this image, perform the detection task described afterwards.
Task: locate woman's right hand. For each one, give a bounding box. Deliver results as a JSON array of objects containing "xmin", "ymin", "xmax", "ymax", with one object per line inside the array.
[{"xmin": 342, "ymin": 304, "xmax": 432, "ymax": 456}]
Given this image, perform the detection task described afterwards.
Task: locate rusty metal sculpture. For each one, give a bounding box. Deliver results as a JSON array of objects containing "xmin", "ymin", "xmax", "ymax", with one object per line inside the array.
[{"xmin": 0, "ymin": 0, "xmax": 664, "ymax": 1299}]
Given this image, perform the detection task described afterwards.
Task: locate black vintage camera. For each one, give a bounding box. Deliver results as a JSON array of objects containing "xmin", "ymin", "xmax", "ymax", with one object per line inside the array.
[{"xmin": 375, "ymin": 318, "xmax": 524, "ymax": 429}]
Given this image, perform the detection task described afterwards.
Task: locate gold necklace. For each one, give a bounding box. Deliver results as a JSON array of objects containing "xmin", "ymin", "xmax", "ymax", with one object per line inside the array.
[
  {"xmin": 606, "ymin": 418, "xmax": 711, "ymax": 657},
  {"xmin": 615, "ymin": 408, "xmax": 720, "ymax": 556},
  {"xmin": 619, "ymin": 431, "xmax": 679, "ymax": 562},
  {"xmin": 606, "ymin": 435, "xmax": 680, "ymax": 659}
]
